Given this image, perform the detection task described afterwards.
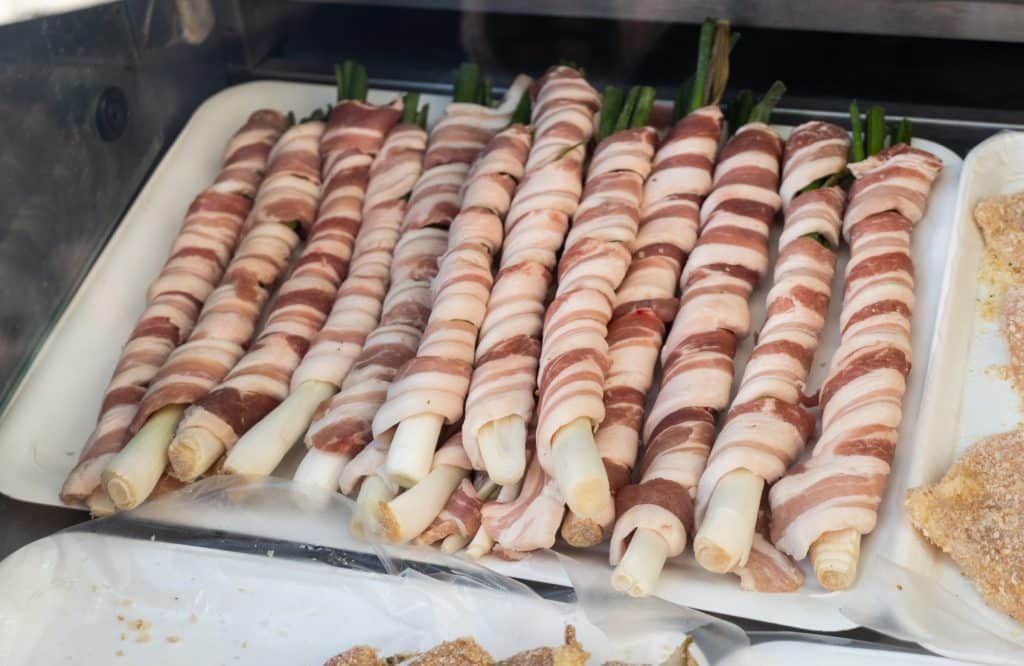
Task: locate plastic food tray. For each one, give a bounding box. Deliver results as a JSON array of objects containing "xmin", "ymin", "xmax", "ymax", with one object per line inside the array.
[
  {"xmin": 0, "ymin": 81, "xmax": 965, "ymax": 632},
  {"xmin": 0, "ymin": 488, "xmax": 965, "ymax": 665}
]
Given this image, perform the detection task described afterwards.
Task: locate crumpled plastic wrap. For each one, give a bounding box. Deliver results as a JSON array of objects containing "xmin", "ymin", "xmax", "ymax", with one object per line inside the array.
[{"xmin": 0, "ymin": 476, "xmax": 749, "ymax": 665}]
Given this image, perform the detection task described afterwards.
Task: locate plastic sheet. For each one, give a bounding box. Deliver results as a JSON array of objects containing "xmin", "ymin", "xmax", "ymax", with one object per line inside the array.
[{"xmin": 0, "ymin": 476, "xmax": 749, "ymax": 665}]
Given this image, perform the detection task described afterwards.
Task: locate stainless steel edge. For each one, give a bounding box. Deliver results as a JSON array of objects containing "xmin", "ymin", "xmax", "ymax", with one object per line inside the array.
[{"xmin": 300, "ymin": 0, "xmax": 1024, "ymax": 43}]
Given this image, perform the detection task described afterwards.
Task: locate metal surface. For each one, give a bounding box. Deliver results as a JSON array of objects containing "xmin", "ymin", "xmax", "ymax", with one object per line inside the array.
[
  {"xmin": 0, "ymin": 0, "xmax": 245, "ymax": 410},
  {"xmin": 308, "ymin": 0, "xmax": 1024, "ymax": 43}
]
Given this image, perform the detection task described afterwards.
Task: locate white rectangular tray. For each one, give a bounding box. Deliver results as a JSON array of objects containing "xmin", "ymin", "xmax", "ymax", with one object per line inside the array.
[
  {"xmin": 883, "ymin": 131, "xmax": 1024, "ymax": 655},
  {"xmin": 0, "ymin": 530, "xmax": 706, "ymax": 665},
  {"xmin": 0, "ymin": 80, "xmax": 964, "ymax": 632},
  {"xmin": 0, "ymin": 527, "xmax": 968, "ymax": 665}
]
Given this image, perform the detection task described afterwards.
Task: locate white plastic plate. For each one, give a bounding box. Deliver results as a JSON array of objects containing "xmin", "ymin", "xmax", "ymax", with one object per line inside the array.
[
  {"xmin": 879, "ymin": 131, "xmax": 1024, "ymax": 658},
  {"xmin": 0, "ymin": 530, "xmax": 713, "ymax": 665},
  {"xmin": 0, "ymin": 81, "xmax": 964, "ymax": 631}
]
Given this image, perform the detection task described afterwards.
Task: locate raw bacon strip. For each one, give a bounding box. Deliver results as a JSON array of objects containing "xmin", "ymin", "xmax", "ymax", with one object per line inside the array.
[
  {"xmin": 291, "ymin": 125, "xmax": 428, "ymax": 390},
  {"xmin": 61, "ymin": 110, "xmax": 287, "ymax": 503},
  {"xmin": 168, "ymin": 105, "xmax": 409, "ymax": 479},
  {"xmin": 562, "ymin": 107, "xmax": 723, "ymax": 545},
  {"xmin": 778, "ymin": 122, "xmax": 850, "ymax": 207},
  {"xmin": 769, "ymin": 145, "xmax": 943, "ymax": 574},
  {"xmin": 377, "ymin": 431, "xmax": 473, "ymax": 544},
  {"xmin": 692, "ymin": 123, "xmax": 850, "ymax": 575},
  {"xmin": 130, "ymin": 118, "xmax": 325, "ymax": 431},
  {"xmin": 533, "ymin": 125, "xmax": 657, "ymax": 494},
  {"xmin": 462, "ymin": 66, "xmax": 601, "ymax": 480},
  {"xmin": 482, "ymin": 437, "xmax": 566, "ymax": 556},
  {"xmin": 732, "ymin": 512, "xmax": 805, "ymax": 592},
  {"xmin": 372, "ymin": 125, "xmax": 533, "ymax": 467},
  {"xmin": 415, "ymin": 475, "xmax": 486, "ymax": 547},
  {"xmin": 609, "ymin": 122, "xmax": 784, "ymax": 569},
  {"xmin": 467, "ymin": 479, "xmax": 520, "ymax": 559},
  {"xmin": 302, "ymin": 78, "xmax": 532, "ymax": 477}
]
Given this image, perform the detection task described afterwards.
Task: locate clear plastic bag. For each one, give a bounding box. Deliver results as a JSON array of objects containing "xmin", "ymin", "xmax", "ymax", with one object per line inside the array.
[{"xmin": 0, "ymin": 475, "xmax": 749, "ymax": 665}]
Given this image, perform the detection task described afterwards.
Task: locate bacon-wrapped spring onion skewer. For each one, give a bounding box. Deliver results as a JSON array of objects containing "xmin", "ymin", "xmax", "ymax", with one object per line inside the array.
[
  {"xmin": 60, "ymin": 110, "xmax": 288, "ymax": 504},
  {"xmin": 466, "ymin": 480, "xmax": 520, "ymax": 559},
  {"xmin": 416, "ymin": 473, "xmax": 498, "ymax": 553},
  {"xmin": 481, "ymin": 438, "xmax": 567, "ymax": 557},
  {"xmin": 99, "ymin": 116, "xmax": 324, "ymax": 509},
  {"xmin": 366, "ymin": 122, "xmax": 533, "ymax": 537},
  {"xmin": 768, "ymin": 140, "xmax": 943, "ymax": 591},
  {"xmin": 609, "ymin": 84, "xmax": 786, "ymax": 597},
  {"xmin": 561, "ymin": 105, "xmax": 725, "ymax": 547},
  {"xmin": 692, "ymin": 121, "xmax": 849, "ymax": 576},
  {"xmin": 222, "ymin": 100, "xmax": 429, "ymax": 478},
  {"xmin": 163, "ymin": 100, "xmax": 405, "ymax": 487},
  {"xmin": 378, "ymin": 431, "xmax": 473, "ymax": 544},
  {"xmin": 295, "ymin": 71, "xmax": 532, "ymax": 492},
  {"xmin": 376, "ymin": 123, "xmax": 533, "ymax": 487},
  {"xmin": 461, "ymin": 66, "xmax": 601, "ymax": 487},
  {"xmin": 732, "ymin": 510, "xmax": 806, "ymax": 592},
  {"xmin": 529, "ymin": 86, "xmax": 657, "ymax": 522}
]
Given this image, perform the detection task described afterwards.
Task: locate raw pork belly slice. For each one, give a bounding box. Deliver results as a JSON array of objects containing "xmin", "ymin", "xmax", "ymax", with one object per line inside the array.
[
  {"xmin": 61, "ymin": 109, "xmax": 287, "ymax": 502},
  {"xmin": 694, "ymin": 123, "xmax": 850, "ymax": 528},
  {"xmin": 462, "ymin": 66, "xmax": 600, "ymax": 474},
  {"xmin": 304, "ymin": 77, "xmax": 532, "ymax": 470},
  {"xmin": 769, "ymin": 144, "xmax": 943, "ymax": 561},
  {"xmin": 562, "ymin": 106, "xmax": 724, "ymax": 544},
  {"xmin": 173, "ymin": 104, "xmax": 409, "ymax": 460},
  {"xmin": 609, "ymin": 122, "xmax": 783, "ymax": 566}
]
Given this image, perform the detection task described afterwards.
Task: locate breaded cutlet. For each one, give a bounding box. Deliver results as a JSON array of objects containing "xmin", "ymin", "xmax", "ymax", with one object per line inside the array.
[
  {"xmin": 975, "ymin": 192, "xmax": 1024, "ymax": 275},
  {"xmin": 906, "ymin": 429, "xmax": 1024, "ymax": 623}
]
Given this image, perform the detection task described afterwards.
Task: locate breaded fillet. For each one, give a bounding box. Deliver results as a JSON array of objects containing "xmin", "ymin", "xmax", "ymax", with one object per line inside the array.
[
  {"xmin": 974, "ymin": 192, "xmax": 1024, "ymax": 275},
  {"xmin": 497, "ymin": 626, "xmax": 589, "ymax": 666},
  {"xmin": 325, "ymin": 646, "xmax": 386, "ymax": 666},
  {"xmin": 1002, "ymin": 287, "xmax": 1024, "ymax": 392},
  {"xmin": 407, "ymin": 638, "xmax": 493, "ymax": 666},
  {"xmin": 906, "ymin": 430, "xmax": 1024, "ymax": 623}
]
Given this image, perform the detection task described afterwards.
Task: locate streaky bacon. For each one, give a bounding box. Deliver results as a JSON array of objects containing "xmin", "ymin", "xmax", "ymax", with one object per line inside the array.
[
  {"xmin": 306, "ymin": 77, "xmax": 532, "ymax": 482},
  {"xmin": 694, "ymin": 123, "xmax": 849, "ymax": 535},
  {"xmin": 482, "ymin": 441, "xmax": 565, "ymax": 555},
  {"xmin": 609, "ymin": 121, "xmax": 784, "ymax": 567},
  {"xmin": 130, "ymin": 117, "xmax": 327, "ymax": 433},
  {"xmin": 462, "ymin": 66, "xmax": 601, "ymax": 472},
  {"xmin": 769, "ymin": 144, "xmax": 943, "ymax": 561},
  {"xmin": 533, "ymin": 126, "xmax": 657, "ymax": 478},
  {"xmin": 733, "ymin": 511, "xmax": 805, "ymax": 592},
  {"xmin": 372, "ymin": 125, "xmax": 532, "ymax": 440},
  {"xmin": 62, "ymin": 109, "xmax": 288, "ymax": 502},
  {"xmin": 176, "ymin": 106, "xmax": 414, "ymax": 454},
  {"xmin": 562, "ymin": 106, "xmax": 724, "ymax": 545}
]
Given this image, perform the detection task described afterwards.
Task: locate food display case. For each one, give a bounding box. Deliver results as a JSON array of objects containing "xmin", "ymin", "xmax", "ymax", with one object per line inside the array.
[{"xmin": 2, "ymin": 1, "xmax": 1024, "ymax": 663}]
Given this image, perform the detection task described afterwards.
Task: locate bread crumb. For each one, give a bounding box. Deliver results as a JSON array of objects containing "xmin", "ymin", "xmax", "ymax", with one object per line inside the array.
[
  {"xmin": 166, "ymin": 636, "xmax": 181, "ymax": 644},
  {"xmin": 116, "ymin": 650, "xmax": 124, "ymax": 657},
  {"xmin": 906, "ymin": 429, "xmax": 1024, "ymax": 622},
  {"xmin": 975, "ymin": 193, "xmax": 1024, "ymax": 280}
]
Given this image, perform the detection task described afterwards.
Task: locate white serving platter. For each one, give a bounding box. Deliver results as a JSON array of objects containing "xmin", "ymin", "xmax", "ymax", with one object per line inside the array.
[
  {"xmin": 0, "ymin": 502, "xmax": 963, "ymax": 666},
  {"xmin": 0, "ymin": 530, "xmax": 717, "ymax": 665},
  {"xmin": 866, "ymin": 130, "xmax": 1024, "ymax": 661},
  {"xmin": 0, "ymin": 81, "xmax": 965, "ymax": 632}
]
